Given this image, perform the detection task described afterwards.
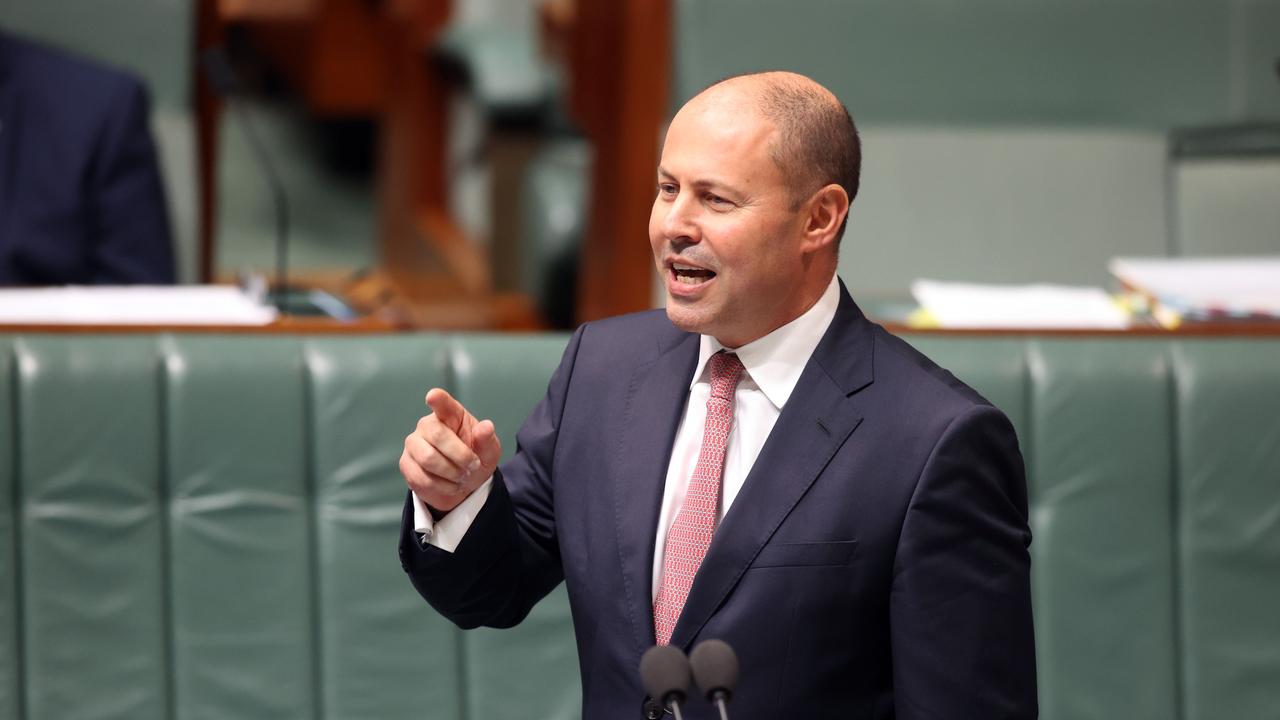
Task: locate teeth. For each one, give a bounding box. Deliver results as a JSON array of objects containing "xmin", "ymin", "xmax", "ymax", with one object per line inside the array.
[{"xmin": 670, "ymin": 262, "xmax": 714, "ymax": 286}]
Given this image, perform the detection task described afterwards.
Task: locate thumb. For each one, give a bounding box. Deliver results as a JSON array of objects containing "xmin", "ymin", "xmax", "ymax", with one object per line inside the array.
[
  {"xmin": 471, "ymin": 419, "xmax": 503, "ymax": 472},
  {"xmin": 425, "ymin": 388, "xmax": 469, "ymax": 433}
]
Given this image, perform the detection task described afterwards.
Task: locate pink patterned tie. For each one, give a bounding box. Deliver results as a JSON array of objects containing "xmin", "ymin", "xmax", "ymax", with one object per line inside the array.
[{"xmin": 653, "ymin": 351, "xmax": 746, "ymax": 645}]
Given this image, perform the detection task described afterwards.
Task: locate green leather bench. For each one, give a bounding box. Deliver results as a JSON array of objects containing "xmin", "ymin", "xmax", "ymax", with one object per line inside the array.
[{"xmin": 1, "ymin": 332, "xmax": 1277, "ymax": 719}]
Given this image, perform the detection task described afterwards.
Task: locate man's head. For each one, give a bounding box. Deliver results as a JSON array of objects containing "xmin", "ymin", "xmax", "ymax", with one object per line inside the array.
[{"xmin": 649, "ymin": 71, "xmax": 861, "ymax": 348}]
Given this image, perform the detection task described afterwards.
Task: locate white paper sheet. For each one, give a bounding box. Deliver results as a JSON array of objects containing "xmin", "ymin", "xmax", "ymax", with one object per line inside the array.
[
  {"xmin": 1109, "ymin": 256, "xmax": 1280, "ymax": 316},
  {"xmin": 0, "ymin": 286, "xmax": 277, "ymax": 325},
  {"xmin": 911, "ymin": 279, "xmax": 1130, "ymax": 329}
]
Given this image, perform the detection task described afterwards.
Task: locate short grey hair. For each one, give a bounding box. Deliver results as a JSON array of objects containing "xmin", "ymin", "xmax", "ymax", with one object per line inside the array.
[{"xmin": 706, "ymin": 72, "xmax": 861, "ymax": 241}]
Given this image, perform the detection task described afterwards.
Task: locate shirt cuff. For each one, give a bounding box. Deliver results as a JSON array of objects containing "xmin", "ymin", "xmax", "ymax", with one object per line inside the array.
[{"xmin": 412, "ymin": 477, "xmax": 494, "ymax": 553}]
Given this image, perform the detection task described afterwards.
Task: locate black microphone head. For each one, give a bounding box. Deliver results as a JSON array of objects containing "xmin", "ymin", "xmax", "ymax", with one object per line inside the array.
[
  {"xmin": 640, "ymin": 645, "xmax": 692, "ymax": 708},
  {"xmin": 690, "ymin": 639, "xmax": 739, "ymax": 702}
]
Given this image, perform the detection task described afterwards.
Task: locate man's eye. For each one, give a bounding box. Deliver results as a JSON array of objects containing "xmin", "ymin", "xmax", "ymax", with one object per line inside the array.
[
  {"xmin": 707, "ymin": 194, "xmax": 730, "ymax": 206},
  {"xmin": 657, "ymin": 183, "xmax": 677, "ymax": 196}
]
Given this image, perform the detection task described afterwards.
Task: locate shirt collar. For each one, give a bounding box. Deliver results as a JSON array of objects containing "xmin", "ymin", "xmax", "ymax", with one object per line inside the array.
[{"xmin": 689, "ymin": 273, "xmax": 841, "ymax": 410}]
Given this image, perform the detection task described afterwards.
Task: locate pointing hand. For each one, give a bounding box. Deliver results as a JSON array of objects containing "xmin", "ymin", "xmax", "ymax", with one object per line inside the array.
[{"xmin": 399, "ymin": 388, "xmax": 502, "ymax": 514}]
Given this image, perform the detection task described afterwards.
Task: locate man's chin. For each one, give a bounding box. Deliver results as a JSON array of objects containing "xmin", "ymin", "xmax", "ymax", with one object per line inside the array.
[{"xmin": 665, "ymin": 304, "xmax": 712, "ymax": 335}]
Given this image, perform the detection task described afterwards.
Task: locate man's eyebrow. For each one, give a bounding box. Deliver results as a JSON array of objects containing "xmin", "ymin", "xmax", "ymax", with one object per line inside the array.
[{"xmin": 656, "ymin": 168, "xmax": 743, "ymax": 195}]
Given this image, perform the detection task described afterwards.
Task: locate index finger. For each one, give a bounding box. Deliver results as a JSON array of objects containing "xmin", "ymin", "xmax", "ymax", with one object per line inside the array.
[{"xmin": 425, "ymin": 388, "xmax": 467, "ymax": 433}]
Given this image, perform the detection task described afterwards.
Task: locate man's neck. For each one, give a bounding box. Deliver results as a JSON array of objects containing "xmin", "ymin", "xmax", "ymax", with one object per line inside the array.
[{"xmin": 714, "ymin": 270, "xmax": 838, "ymax": 349}]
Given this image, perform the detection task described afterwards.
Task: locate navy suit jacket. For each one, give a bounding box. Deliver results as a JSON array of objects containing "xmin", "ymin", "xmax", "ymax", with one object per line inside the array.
[
  {"xmin": 400, "ymin": 283, "xmax": 1037, "ymax": 719},
  {"xmin": 0, "ymin": 31, "xmax": 174, "ymax": 285}
]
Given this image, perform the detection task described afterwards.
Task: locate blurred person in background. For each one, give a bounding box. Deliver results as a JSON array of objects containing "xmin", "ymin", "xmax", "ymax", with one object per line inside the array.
[{"xmin": 0, "ymin": 28, "xmax": 174, "ymax": 285}]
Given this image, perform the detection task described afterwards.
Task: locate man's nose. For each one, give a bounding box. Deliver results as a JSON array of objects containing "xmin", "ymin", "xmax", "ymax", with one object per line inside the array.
[{"xmin": 661, "ymin": 193, "xmax": 700, "ymax": 244}]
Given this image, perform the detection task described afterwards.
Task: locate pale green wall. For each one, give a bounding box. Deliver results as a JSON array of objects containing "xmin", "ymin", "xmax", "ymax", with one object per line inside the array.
[
  {"xmin": 672, "ymin": 0, "xmax": 1280, "ymax": 294},
  {"xmin": 1, "ymin": 0, "xmax": 192, "ymax": 109},
  {"xmin": 674, "ymin": 0, "xmax": 1280, "ymax": 128}
]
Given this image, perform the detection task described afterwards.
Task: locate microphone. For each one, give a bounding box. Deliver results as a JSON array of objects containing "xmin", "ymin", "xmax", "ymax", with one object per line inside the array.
[
  {"xmin": 640, "ymin": 645, "xmax": 692, "ymax": 720},
  {"xmin": 690, "ymin": 639, "xmax": 739, "ymax": 720},
  {"xmin": 200, "ymin": 46, "xmax": 291, "ymax": 313}
]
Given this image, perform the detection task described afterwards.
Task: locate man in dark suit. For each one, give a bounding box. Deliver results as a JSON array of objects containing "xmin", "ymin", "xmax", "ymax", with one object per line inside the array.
[
  {"xmin": 399, "ymin": 71, "xmax": 1037, "ymax": 719},
  {"xmin": 0, "ymin": 29, "xmax": 174, "ymax": 285}
]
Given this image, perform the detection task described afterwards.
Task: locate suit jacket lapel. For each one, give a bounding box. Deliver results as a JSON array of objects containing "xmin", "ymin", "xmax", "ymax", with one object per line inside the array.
[
  {"xmin": 613, "ymin": 329, "xmax": 700, "ymax": 653},
  {"xmin": 668, "ymin": 284, "xmax": 876, "ymax": 648}
]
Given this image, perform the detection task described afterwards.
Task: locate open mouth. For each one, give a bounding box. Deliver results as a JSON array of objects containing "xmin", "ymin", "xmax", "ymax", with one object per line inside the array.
[{"xmin": 671, "ymin": 263, "xmax": 716, "ymax": 286}]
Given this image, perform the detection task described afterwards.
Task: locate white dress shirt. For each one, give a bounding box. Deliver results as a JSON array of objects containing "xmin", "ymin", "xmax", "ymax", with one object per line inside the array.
[
  {"xmin": 648, "ymin": 274, "xmax": 838, "ymax": 599},
  {"xmin": 414, "ymin": 274, "xmax": 842, "ymax": 602}
]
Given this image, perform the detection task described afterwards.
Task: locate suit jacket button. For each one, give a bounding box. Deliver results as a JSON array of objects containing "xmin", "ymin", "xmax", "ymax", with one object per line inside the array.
[{"xmin": 641, "ymin": 697, "xmax": 664, "ymax": 719}]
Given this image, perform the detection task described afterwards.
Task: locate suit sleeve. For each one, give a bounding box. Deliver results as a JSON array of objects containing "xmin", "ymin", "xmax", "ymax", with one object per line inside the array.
[
  {"xmin": 397, "ymin": 325, "xmax": 585, "ymax": 630},
  {"xmin": 87, "ymin": 78, "xmax": 175, "ymax": 284},
  {"xmin": 890, "ymin": 404, "xmax": 1038, "ymax": 719}
]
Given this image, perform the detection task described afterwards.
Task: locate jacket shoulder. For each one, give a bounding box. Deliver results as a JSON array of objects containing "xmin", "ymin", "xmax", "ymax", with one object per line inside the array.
[
  {"xmin": 3, "ymin": 33, "xmax": 145, "ymax": 108},
  {"xmin": 869, "ymin": 325, "xmax": 1000, "ymax": 417},
  {"xmin": 575, "ymin": 308, "xmax": 690, "ymax": 358}
]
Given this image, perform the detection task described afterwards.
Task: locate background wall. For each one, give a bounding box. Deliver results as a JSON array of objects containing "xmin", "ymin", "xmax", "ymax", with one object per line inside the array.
[{"xmin": 672, "ymin": 0, "xmax": 1280, "ymax": 297}]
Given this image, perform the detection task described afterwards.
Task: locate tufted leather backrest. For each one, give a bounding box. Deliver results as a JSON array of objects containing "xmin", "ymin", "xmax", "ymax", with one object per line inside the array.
[{"xmin": 1, "ymin": 332, "xmax": 1277, "ymax": 719}]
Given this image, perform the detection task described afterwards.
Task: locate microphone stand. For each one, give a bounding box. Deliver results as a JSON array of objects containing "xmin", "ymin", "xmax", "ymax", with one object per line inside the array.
[
  {"xmin": 712, "ymin": 694, "xmax": 729, "ymax": 720},
  {"xmin": 223, "ymin": 97, "xmax": 290, "ymax": 313},
  {"xmin": 201, "ymin": 46, "xmax": 357, "ymax": 321},
  {"xmin": 201, "ymin": 47, "xmax": 291, "ymax": 313}
]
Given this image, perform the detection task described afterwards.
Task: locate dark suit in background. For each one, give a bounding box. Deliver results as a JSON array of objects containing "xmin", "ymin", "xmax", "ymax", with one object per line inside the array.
[
  {"xmin": 400, "ymin": 283, "xmax": 1038, "ymax": 719},
  {"xmin": 0, "ymin": 30, "xmax": 174, "ymax": 285}
]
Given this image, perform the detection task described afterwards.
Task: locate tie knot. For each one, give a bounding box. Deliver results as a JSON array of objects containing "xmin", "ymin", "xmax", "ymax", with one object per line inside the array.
[{"xmin": 708, "ymin": 352, "xmax": 745, "ymax": 400}]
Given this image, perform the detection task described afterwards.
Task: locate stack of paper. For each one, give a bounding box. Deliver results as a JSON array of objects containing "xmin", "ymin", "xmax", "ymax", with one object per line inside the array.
[
  {"xmin": 1109, "ymin": 257, "xmax": 1280, "ymax": 324},
  {"xmin": 0, "ymin": 286, "xmax": 278, "ymax": 325},
  {"xmin": 910, "ymin": 280, "xmax": 1130, "ymax": 329}
]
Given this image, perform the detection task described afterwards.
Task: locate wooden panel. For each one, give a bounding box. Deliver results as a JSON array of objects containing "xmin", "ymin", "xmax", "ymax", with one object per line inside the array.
[
  {"xmin": 220, "ymin": 0, "xmax": 317, "ymax": 20},
  {"xmin": 571, "ymin": 0, "xmax": 671, "ymax": 322},
  {"xmin": 376, "ymin": 1, "xmax": 453, "ymax": 281}
]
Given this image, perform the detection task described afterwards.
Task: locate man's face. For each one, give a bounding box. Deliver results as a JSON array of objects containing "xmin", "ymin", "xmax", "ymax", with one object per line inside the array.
[{"xmin": 649, "ymin": 97, "xmax": 813, "ymax": 348}]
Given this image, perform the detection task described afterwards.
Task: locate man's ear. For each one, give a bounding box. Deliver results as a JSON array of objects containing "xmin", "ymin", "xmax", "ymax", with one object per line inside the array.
[{"xmin": 802, "ymin": 184, "xmax": 849, "ymax": 252}]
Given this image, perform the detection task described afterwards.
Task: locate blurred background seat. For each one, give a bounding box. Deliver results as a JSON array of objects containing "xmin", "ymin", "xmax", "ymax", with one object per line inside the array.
[{"xmin": 1171, "ymin": 123, "xmax": 1280, "ymax": 257}]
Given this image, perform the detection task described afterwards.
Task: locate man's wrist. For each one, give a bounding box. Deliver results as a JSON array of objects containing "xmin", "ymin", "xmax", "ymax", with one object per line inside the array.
[{"xmin": 414, "ymin": 478, "xmax": 495, "ymax": 553}]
